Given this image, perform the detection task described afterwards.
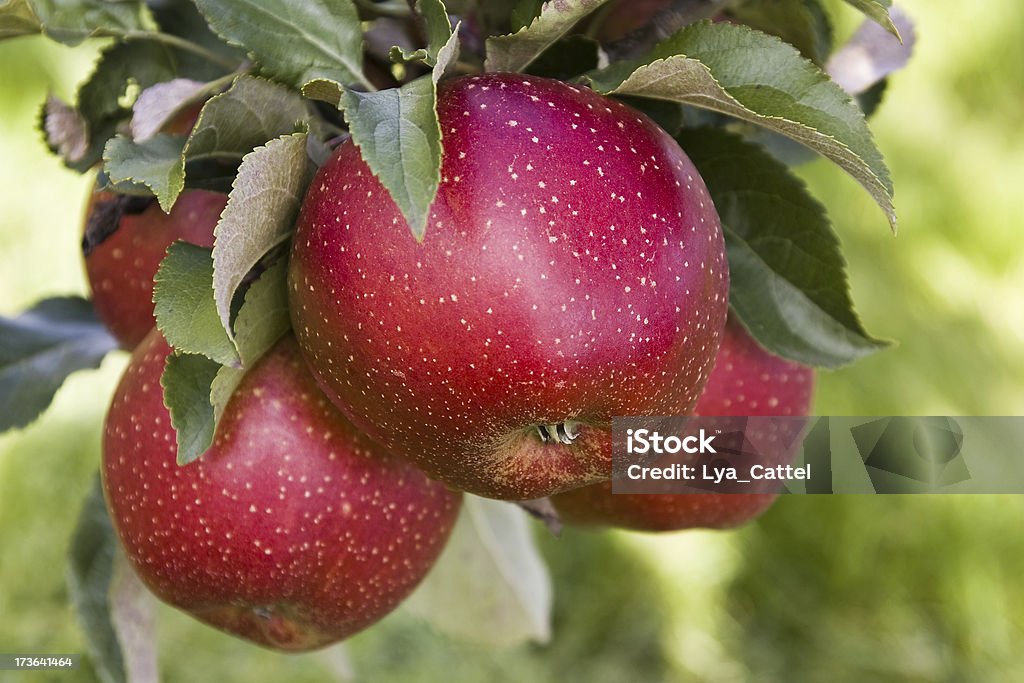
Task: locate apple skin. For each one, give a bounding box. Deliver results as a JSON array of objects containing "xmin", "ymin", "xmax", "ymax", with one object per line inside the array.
[
  {"xmin": 288, "ymin": 73, "xmax": 728, "ymax": 501},
  {"xmin": 83, "ymin": 188, "xmax": 226, "ymax": 349},
  {"xmin": 551, "ymin": 318, "xmax": 814, "ymax": 531},
  {"xmin": 102, "ymin": 331, "xmax": 461, "ymax": 651}
]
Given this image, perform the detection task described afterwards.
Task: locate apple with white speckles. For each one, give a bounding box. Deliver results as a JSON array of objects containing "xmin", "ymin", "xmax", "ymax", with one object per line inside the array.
[
  {"xmin": 551, "ymin": 317, "xmax": 815, "ymax": 531},
  {"xmin": 102, "ymin": 331, "xmax": 461, "ymax": 651},
  {"xmin": 83, "ymin": 188, "xmax": 226, "ymax": 349},
  {"xmin": 288, "ymin": 73, "xmax": 728, "ymax": 500}
]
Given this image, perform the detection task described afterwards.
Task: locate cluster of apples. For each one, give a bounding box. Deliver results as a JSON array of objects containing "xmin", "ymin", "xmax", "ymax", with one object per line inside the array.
[{"xmin": 87, "ymin": 74, "xmax": 813, "ymax": 651}]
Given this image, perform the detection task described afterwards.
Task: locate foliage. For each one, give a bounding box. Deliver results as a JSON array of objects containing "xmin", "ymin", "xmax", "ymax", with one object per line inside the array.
[{"xmin": 8, "ymin": 0, "xmax": 1010, "ymax": 681}]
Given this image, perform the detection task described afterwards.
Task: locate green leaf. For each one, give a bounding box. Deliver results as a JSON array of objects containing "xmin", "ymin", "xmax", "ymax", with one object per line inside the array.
[
  {"xmin": 68, "ymin": 476, "xmax": 124, "ymax": 683},
  {"xmin": 161, "ymin": 352, "xmax": 220, "ymax": 465},
  {"xmin": 485, "ymin": 0, "xmax": 609, "ymax": 73},
  {"xmin": 472, "ymin": 0, "xmax": 520, "ymax": 35},
  {"xmin": 78, "ymin": 41, "xmax": 177, "ymax": 129},
  {"xmin": 103, "ymin": 134, "xmax": 187, "ymax": 212},
  {"xmin": 404, "ymin": 496, "xmax": 552, "ymax": 647},
  {"xmin": 510, "ymin": 0, "xmax": 542, "ymax": 32},
  {"xmin": 149, "ymin": 0, "xmax": 245, "ymax": 81},
  {"xmin": 525, "ymin": 34, "xmax": 600, "ymax": 81},
  {"xmin": 68, "ymin": 476, "xmax": 158, "ymax": 683},
  {"xmin": 1, "ymin": 0, "xmax": 146, "ymax": 45},
  {"xmin": 841, "ymin": 0, "xmax": 900, "ymax": 40},
  {"xmin": 154, "ymin": 242, "xmax": 240, "ymax": 366},
  {"xmin": 184, "ymin": 75, "xmax": 310, "ymax": 168},
  {"xmin": 194, "ymin": 0, "xmax": 372, "ymax": 100},
  {"xmin": 232, "ymin": 260, "xmax": 291, "ymax": 365},
  {"xmin": 725, "ymin": 0, "xmax": 833, "ymax": 64},
  {"xmin": 390, "ymin": 45, "xmax": 430, "ymax": 65},
  {"xmin": 417, "ymin": 0, "xmax": 453, "ymax": 60},
  {"xmin": 0, "ymin": 297, "xmax": 117, "ymax": 432},
  {"xmin": 342, "ymin": 77, "xmax": 441, "ymax": 241},
  {"xmin": 614, "ymin": 95, "xmax": 683, "ymax": 136},
  {"xmin": 385, "ymin": 1, "xmax": 453, "ymax": 68},
  {"xmin": 433, "ymin": 18, "xmax": 461, "ymax": 81},
  {"xmin": 212, "ymin": 132, "xmax": 312, "ymax": 345},
  {"xmin": 45, "ymin": 40, "xmax": 179, "ymax": 172},
  {"xmin": 678, "ymin": 128, "xmax": 889, "ymax": 367},
  {"xmin": 0, "ymin": 0, "xmax": 41, "ymax": 40},
  {"xmin": 210, "ymin": 260, "xmax": 291, "ymax": 422},
  {"xmin": 589, "ymin": 21, "xmax": 896, "ymax": 231}
]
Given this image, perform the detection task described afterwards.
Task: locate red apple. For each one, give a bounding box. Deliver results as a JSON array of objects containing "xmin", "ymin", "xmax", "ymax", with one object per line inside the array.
[
  {"xmin": 288, "ymin": 73, "xmax": 728, "ymax": 500},
  {"xmin": 83, "ymin": 188, "xmax": 226, "ymax": 349},
  {"xmin": 552, "ymin": 318, "xmax": 814, "ymax": 531},
  {"xmin": 102, "ymin": 331, "xmax": 461, "ymax": 651}
]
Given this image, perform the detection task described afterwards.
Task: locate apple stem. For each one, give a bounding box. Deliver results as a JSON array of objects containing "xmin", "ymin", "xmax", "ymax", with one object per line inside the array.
[{"xmin": 536, "ymin": 421, "xmax": 581, "ymax": 445}]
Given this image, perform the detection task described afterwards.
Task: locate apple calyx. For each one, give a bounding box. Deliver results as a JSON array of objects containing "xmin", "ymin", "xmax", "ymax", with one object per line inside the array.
[{"xmin": 536, "ymin": 421, "xmax": 582, "ymax": 445}]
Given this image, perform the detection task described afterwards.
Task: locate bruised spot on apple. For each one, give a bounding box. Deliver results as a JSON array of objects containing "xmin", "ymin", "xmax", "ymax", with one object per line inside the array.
[
  {"xmin": 82, "ymin": 188, "xmax": 226, "ymax": 349},
  {"xmin": 288, "ymin": 73, "xmax": 729, "ymax": 501},
  {"xmin": 551, "ymin": 318, "xmax": 815, "ymax": 531},
  {"xmin": 102, "ymin": 331, "xmax": 461, "ymax": 651}
]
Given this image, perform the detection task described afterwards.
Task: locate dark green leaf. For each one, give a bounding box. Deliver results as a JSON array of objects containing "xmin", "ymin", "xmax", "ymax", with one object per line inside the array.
[
  {"xmin": 1, "ymin": 0, "xmax": 146, "ymax": 45},
  {"xmin": 725, "ymin": 0, "xmax": 833, "ymax": 64},
  {"xmin": 525, "ymin": 34, "xmax": 600, "ymax": 81},
  {"xmin": 616, "ymin": 95, "xmax": 684, "ymax": 136},
  {"xmin": 154, "ymin": 242, "xmax": 240, "ymax": 366},
  {"xmin": 386, "ymin": 0, "xmax": 453, "ymax": 68},
  {"xmin": 186, "ymin": 75, "xmax": 310, "ymax": 165},
  {"xmin": 510, "ymin": 0, "xmax": 542, "ymax": 32},
  {"xmin": 103, "ymin": 134, "xmax": 187, "ymax": 211},
  {"xmin": 168, "ymin": 74, "xmax": 311, "ymax": 189},
  {"xmin": 212, "ymin": 132, "xmax": 312, "ymax": 345},
  {"xmin": 149, "ymin": 0, "xmax": 245, "ymax": 80},
  {"xmin": 0, "ymin": 297, "xmax": 117, "ymax": 432},
  {"xmin": 473, "ymin": 0, "xmax": 520, "ymax": 35},
  {"xmin": 232, "ymin": 259, "xmax": 291, "ymax": 365},
  {"xmin": 856, "ymin": 78, "xmax": 888, "ymax": 117},
  {"xmin": 678, "ymin": 128, "xmax": 888, "ymax": 367},
  {"xmin": 343, "ymin": 77, "xmax": 442, "ymax": 241},
  {"xmin": 161, "ymin": 352, "xmax": 220, "ymax": 464},
  {"xmin": 418, "ymin": 0, "xmax": 453, "ymax": 60},
  {"xmin": 194, "ymin": 0, "xmax": 373, "ymax": 101},
  {"xmin": 485, "ymin": 0, "xmax": 610, "ymax": 73},
  {"xmin": 68, "ymin": 476, "xmax": 125, "ymax": 683},
  {"xmin": 47, "ymin": 40, "xmax": 179, "ymax": 172},
  {"xmin": 589, "ymin": 21, "xmax": 897, "ymax": 231},
  {"xmin": 69, "ymin": 477, "xmax": 157, "ymax": 683},
  {"xmin": 0, "ymin": 0, "xmax": 41, "ymax": 38}
]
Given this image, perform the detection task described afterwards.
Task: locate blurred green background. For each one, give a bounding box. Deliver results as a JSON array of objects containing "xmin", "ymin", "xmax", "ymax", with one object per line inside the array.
[{"xmin": 2, "ymin": 1, "xmax": 1023, "ymax": 681}]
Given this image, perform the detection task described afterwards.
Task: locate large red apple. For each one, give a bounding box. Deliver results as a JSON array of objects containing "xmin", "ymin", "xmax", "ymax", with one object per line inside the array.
[
  {"xmin": 83, "ymin": 188, "xmax": 226, "ymax": 348},
  {"xmin": 102, "ymin": 331, "xmax": 461, "ymax": 651},
  {"xmin": 552, "ymin": 318, "xmax": 814, "ymax": 531},
  {"xmin": 288, "ymin": 73, "xmax": 728, "ymax": 500}
]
